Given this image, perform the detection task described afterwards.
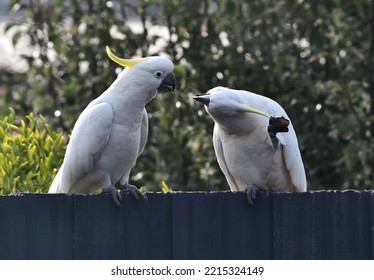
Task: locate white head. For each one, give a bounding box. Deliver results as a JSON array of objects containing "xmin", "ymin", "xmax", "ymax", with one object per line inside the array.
[
  {"xmin": 106, "ymin": 47, "xmax": 176, "ymax": 101},
  {"xmin": 193, "ymin": 87, "xmax": 272, "ymax": 133},
  {"xmin": 195, "ymin": 87, "xmax": 270, "ymax": 116}
]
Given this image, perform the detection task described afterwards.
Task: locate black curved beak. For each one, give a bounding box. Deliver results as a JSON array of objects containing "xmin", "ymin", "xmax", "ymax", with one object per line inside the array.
[
  {"xmin": 157, "ymin": 73, "xmax": 176, "ymax": 93},
  {"xmin": 193, "ymin": 94, "xmax": 210, "ymax": 106}
]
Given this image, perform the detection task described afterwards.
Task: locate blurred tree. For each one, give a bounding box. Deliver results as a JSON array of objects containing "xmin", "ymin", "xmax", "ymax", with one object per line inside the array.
[{"xmin": 1, "ymin": 0, "xmax": 373, "ymax": 192}]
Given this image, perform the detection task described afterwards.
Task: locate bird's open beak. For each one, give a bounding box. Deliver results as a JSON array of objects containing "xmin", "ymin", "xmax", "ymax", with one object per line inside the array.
[
  {"xmin": 193, "ymin": 95, "xmax": 211, "ymax": 106},
  {"xmin": 157, "ymin": 73, "xmax": 176, "ymax": 93}
]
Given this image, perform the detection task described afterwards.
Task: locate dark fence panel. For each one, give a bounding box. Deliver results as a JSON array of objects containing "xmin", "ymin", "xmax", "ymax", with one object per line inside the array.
[
  {"xmin": 0, "ymin": 194, "xmax": 75, "ymax": 259},
  {"xmin": 0, "ymin": 191, "xmax": 373, "ymax": 260}
]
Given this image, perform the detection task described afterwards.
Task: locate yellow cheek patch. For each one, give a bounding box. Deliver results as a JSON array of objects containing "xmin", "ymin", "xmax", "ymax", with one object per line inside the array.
[{"xmin": 106, "ymin": 46, "xmax": 141, "ymax": 68}]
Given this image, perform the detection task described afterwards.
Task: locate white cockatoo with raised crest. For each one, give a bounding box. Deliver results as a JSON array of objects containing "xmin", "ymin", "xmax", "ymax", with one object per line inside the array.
[{"xmin": 49, "ymin": 47, "xmax": 176, "ymax": 207}]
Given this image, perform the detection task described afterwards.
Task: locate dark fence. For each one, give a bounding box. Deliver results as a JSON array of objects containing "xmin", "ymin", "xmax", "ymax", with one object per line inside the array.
[{"xmin": 0, "ymin": 191, "xmax": 373, "ymax": 260}]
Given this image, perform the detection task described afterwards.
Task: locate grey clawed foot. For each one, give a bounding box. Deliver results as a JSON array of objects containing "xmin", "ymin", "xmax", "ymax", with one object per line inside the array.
[
  {"xmin": 245, "ymin": 184, "xmax": 259, "ymax": 205},
  {"xmin": 102, "ymin": 185, "xmax": 122, "ymax": 207},
  {"xmin": 120, "ymin": 182, "xmax": 148, "ymax": 202}
]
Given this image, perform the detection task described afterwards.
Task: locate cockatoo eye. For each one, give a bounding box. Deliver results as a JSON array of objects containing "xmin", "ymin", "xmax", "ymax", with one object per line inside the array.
[{"xmin": 154, "ymin": 71, "xmax": 163, "ymax": 78}]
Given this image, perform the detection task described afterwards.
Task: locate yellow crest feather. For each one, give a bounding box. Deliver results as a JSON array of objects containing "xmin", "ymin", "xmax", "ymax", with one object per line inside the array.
[
  {"xmin": 106, "ymin": 46, "xmax": 141, "ymax": 68},
  {"xmin": 241, "ymin": 103, "xmax": 270, "ymax": 118}
]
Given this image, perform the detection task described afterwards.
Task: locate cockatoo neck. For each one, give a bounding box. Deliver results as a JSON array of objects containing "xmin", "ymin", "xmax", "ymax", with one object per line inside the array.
[{"xmin": 105, "ymin": 70, "xmax": 158, "ymax": 107}]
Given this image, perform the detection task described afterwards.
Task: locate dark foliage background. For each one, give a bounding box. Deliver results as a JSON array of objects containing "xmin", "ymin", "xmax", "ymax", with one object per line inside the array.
[{"xmin": 1, "ymin": 0, "xmax": 373, "ymax": 192}]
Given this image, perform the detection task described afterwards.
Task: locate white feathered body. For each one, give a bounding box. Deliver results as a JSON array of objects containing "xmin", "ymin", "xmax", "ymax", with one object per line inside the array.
[
  {"xmin": 206, "ymin": 87, "xmax": 307, "ymax": 192},
  {"xmin": 49, "ymin": 57, "xmax": 174, "ymax": 194}
]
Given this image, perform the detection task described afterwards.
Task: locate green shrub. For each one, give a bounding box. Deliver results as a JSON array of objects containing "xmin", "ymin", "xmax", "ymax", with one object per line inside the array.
[{"xmin": 0, "ymin": 109, "xmax": 66, "ymax": 194}]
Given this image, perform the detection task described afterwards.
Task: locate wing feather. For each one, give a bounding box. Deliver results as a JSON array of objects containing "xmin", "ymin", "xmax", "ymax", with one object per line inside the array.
[
  {"xmin": 263, "ymin": 98, "xmax": 307, "ymax": 191},
  {"xmin": 281, "ymin": 122, "xmax": 307, "ymax": 191},
  {"xmin": 241, "ymin": 91, "xmax": 307, "ymax": 191},
  {"xmin": 49, "ymin": 102, "xmax": 113, "ymax": 193}
]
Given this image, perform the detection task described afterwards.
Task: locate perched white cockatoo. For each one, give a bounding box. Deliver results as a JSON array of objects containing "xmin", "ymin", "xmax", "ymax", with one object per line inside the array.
[
  {"xmin": 194, "ymin": 87, "xmax": 306, "ymax": 204},
  {"xmin": 49, "ymin": 47, "xmax": 176, "ymax": 207}
]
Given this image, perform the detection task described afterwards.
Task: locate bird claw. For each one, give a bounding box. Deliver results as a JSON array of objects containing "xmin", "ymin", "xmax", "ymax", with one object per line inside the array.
[
  {"xmin": 102, "ymin": 185, "xmax": 122, "ymax": 207},
  {"xmin": 245, "ymin": 184, "xmax": 259, "ymax": 205},
  {"xmin": 120, "ymin": 183, "xmax": 148, "ymax": 202}
]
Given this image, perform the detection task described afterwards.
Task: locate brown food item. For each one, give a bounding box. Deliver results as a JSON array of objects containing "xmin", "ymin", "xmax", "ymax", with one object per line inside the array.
[{"xmin": 268, "ymin": 116, "xmax": 290, "ymax": 133}]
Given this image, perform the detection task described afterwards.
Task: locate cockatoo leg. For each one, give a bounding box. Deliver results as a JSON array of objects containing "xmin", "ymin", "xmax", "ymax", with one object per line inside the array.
[
  {"xmin": 119, "ymin": 182, "xmax": 148, "ymax": 202},
  {"xmin": 102, "ymin": 185, "xmax": 122, "ymax": 207},
  {"xmin": 245, "ymin": 184, "xmax": 259, "ymax": 205},
  {"xmin": 268, "ymin": 129, "xmax": 279, "ymax": 150}
]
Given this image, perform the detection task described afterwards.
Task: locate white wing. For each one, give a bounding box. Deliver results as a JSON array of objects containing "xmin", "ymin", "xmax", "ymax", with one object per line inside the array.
[
  {"xmin": 238, "ymin": 90, "xmax": 307, "ymax": 191},
  {"xmin": 212, "ymin": 125, "xmax": 240, "ymax": 191},
  {"xmin": 263, "ymin": 97, "xmax": 307, "ymax": 192},
  {"xmin": 280, "ymin": 122, "xmax": 307, "ymax": 191},
  {"xmin": 49, "ymin": 102, "xmax": 113, "ymax": 193}
]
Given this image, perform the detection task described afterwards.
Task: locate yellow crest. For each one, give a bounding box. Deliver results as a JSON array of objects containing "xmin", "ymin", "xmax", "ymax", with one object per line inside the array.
[{"xmin": 106, "ymin": 46, "xmax": 141, "ymax": 68}]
